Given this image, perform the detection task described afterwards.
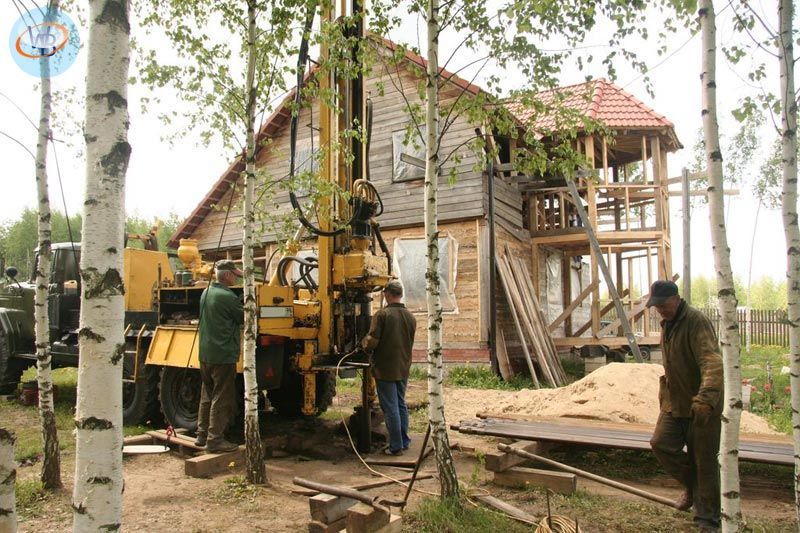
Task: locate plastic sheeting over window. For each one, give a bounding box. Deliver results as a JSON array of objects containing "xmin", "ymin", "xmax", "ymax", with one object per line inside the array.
[
  {"xmin": 392, "ymin": 127, "xmax": 426, "ymax": 182},
  {"xmin": 392, "ymin": 236, "xmax": 458, "ymax": 312}
]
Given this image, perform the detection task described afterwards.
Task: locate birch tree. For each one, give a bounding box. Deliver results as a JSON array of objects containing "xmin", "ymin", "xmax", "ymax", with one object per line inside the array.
[
  {"xmin": 0, "ymin": 429, "xmax": 15, "ymax": 533},
  {"xmin": 241, "ymin": 0, "xmax": 266, "ymax": 485},
  {"xmin": 698, "ymin": 1, "xmax": 743, "ymax": 529},
  {"xmin": 422, "ymin": 0, "xmax": 459, "ymax": 499},
  {"xmin": 138, "ymin": 0, "xmax": 302, "ymax": 484},
  {"xmin": 776, "ymin": 0, "xmax": 800, "ymax": 521},
  {"xmin": 33, "ymin": 0, "xmax": 62, "ymax": 491},
  {"xmin": 72, "ymin": 0, "xmax": 130, "ymax": 529}
]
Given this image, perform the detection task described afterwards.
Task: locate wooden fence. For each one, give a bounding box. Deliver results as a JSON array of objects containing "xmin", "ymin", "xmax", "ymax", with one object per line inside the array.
[{"xmin": 605, "ymin": 306, "xmax": 790, "ymax": 346}]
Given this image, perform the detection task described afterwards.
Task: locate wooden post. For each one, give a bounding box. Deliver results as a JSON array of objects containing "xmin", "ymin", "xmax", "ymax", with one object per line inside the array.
[
  {"xmin": 682, "ymin": 168, "xmax": 691, "ymax": 304},
  {"xmin": 567, "ymin": 178, "xmax": 643, "ymax": 362},
  {"xmin": 641, "ymin": 136, "xmax": 648, "ymax": 182},
  {"xmin": 562, "ymin": 255, "xmax": 572, "ymax": 335},
  {"xmin": 602, "ymin": 137, "xmax": 609, "ymax": 184}
]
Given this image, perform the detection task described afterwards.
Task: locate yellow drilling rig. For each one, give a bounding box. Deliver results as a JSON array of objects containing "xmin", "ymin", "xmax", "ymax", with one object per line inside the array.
[{"xmin": 143, "ymin": 0, "xmax": 390, "ymax": 448}]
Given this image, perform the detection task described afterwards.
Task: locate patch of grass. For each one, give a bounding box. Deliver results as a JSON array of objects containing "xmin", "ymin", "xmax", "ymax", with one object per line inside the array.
[
  {"xmin": 212, "ymin": 475, "xmax": 262, "ymax": 504},
  {"xmin": 408, "ymin": 404, "xmax": 428, "ymax": 433},
  {"xmin": 741, "ymin": 345, "xmax": 792, "ymax": 434},
  {"xmin": 15, "ymin": 479, "xmax": 49, "ymax": 520},
  {"xmin": 445, "ymin": 365, "xmax": 534, "ymax": 391},
  {"xmin": 405, "ymin": 497, "xmax": 530, "ymax": 533},
  {"xmin": 547, "ymin": 447, "xmax": 664, "ymax": 481},
  {"xmin": 335, "ymin": 376, "xmax": 361, "ymax": 395},
  {"xmin": 409, "ymin": 365, "xmax": 428, "ymax": 381}
]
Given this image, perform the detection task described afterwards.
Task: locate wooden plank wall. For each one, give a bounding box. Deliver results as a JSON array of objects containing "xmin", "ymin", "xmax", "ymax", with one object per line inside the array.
[
  {"xmin": 189, "ymin": 58, "xmax": 486, "ymax": 251},
  {"xmin": 378, "ymin": 220, "xmax": 482, "ymax": 350}
]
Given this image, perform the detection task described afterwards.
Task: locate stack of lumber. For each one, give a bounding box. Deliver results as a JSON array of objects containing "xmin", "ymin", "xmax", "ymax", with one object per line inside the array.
[{"xmin": 496, "ymin": 247, "xmax": 567, "ymax": 388}]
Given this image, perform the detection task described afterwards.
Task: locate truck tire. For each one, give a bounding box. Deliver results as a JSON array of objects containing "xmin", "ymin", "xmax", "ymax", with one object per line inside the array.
[
  {"xmin": 267, "ymin": 370, "xmax": 336, "ymax": 418},
  {"xmin": 0, "ymin": 329, "xmax": 26, "ymax": 395},
  {"xmin": 122, "ymin": 342, "xmax": 163, "ymax": 426},
  {"xmin": 159, "ymin": 366, "xmax": 201, "ymax": 432}
]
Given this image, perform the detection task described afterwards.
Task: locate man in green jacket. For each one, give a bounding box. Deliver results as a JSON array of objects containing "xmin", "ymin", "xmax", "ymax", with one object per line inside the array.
[
  {"xmin": 362, "ymin": 280, "xmax": 417, "ymax": 455},
  {"xmin": 647, "ymin": 280, "xmax": 723, "ymax": 531},
  {"xmin": 195, "ymin": 260, "xmax": 243, "ymax": 453}
]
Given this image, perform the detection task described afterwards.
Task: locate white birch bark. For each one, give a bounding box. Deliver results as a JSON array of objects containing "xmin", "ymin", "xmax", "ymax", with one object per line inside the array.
[
  {"xmin": 699, "ymin": 1, "xmax": 742, "ymax": 529},
  {"xmin": 0, "ymin": 429, "xmax": 15, "ymax": 533},
  {"xmin": 777, "ymin": 0, "xmax": 800, "ymax": 522},
  {"xmin": 242, "ymin": 0, "xmax": 266, "ymax": 485},
  {"xmin": 424, "ymin": 0, "xmax": 459, "ymax": 499},
  {"xmin": 34, "ymin": 0, "xmax": 61, "ymax": 491},
  {"xmin": 72, "ymin": 1, "xmax": 130, "ymax": 529}
]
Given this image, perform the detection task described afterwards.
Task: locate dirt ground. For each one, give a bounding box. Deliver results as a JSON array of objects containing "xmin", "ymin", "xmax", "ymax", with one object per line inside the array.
[{"xmin": 12, "ymin": 378, "xmax": 797, "ymax": 532}]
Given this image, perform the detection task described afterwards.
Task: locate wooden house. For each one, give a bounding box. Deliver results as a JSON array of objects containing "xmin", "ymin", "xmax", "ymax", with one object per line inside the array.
[{"xmin": 169, "ymin": 44, "xmax": 682, "ymax": 368}]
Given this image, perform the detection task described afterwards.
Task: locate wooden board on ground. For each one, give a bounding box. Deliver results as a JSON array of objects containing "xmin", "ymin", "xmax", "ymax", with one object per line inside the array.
[
  {"xmin": 473, "ymin": 494, "xmax": 537, "ymax": 524},
  {"xmin": 345, "ymin": 503, "xmax": 390, "ymax": 533},
  {"xmin": 184, "ymin": 445, "xmax": 245, "ymax": 478},
  {"xmin": 454, "ymin": 417, "xmax": 793, "ymax": 466},
  {"xmin": 484, "ymin": 441, "xmax": 545, "ymax": 473},
  {"xmin": 492, "ymin": 466, "xmax": 577, "ymax": 494},
  {"xmin": 363, "ymin": 433, "xmax": 431, "ymax": 468},
  {"xmin": 122, "ymin": 434, "xmax": 156, "ymax": 446},
  {"xmin": 308, "ymin": 517, "xmax": 347, "ymax": 533},
  {"xmin": 310, "ymin": 493, "xmax": 358, "ymax": 524}
]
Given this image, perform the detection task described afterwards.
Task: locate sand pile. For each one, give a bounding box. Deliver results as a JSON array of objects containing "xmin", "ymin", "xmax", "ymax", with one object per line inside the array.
[{"xmin": 445, "ymin": 362, "xmax": 778, "ymax": 435}]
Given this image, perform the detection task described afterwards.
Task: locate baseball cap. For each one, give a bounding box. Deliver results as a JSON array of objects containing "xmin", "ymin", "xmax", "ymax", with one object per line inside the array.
[
  {"xmin": 214, "ymin": 259, "xmax": 243, "ymax": 277},
  {"xmin": 384, "ymin": 280, "xmax": 403, "ymax": 296},
  {"xmin": 645, "ymin": 280, "xmax": 679, "ymax": 307}
]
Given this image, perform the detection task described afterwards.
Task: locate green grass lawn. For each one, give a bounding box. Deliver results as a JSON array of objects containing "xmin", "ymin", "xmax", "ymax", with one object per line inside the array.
[{"xmin": 740, "ymin": 345, "xmax": 792, "ymax": 434}]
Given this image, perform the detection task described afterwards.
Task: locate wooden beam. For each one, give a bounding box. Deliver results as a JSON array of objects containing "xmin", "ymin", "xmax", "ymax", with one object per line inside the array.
[
  {"xmin": 668, "ymin": 189, "xmax": 739, "ymax": 197},
  {"xmin": 492, "ymin": 466, "xmax": 577, "ymax": 495},
  {"xmin": 484, "ymin": 441, "xmax": 546, "ymax": 473},
  {"xmin": 572, "ymin": 288, "xmax": 630, "ymax": 337},
  {"xmin": 346, "ymin": 503, "xmax": 390, "ymax": 533},
  {"xmin": 548, "ymin": 279, "xmax": 600, "ymax": 333},
  {"xmin": 310, "ymin": 493, "xmax": 358, "ymax": 524},
  {"xmin": 473, "ymin": 494, "xmax": 538, "ymax": 525},
  {"xmin": 184, "ymin": 446, "xmax": 245, "ymax": 478}
]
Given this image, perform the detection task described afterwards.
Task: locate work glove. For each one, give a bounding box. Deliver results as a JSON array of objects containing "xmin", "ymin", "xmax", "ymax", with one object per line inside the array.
[{"xmin": 691, "ymin": 399, "xmax": 713, "ymax": 425}]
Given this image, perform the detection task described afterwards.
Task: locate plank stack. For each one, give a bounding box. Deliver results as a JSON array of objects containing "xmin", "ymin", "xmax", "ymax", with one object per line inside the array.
[{"xmin": 496, "ymin": 246, "xmax": 567, "ymax": 388}]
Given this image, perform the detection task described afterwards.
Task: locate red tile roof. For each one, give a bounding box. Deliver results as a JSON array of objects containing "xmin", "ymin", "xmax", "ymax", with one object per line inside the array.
[{"xmin": 510, "ymin": 78, "xmax": 675, "ymax": 131}]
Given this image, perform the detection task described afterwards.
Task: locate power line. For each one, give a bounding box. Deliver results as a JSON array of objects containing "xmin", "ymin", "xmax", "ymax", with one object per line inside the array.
[{"xmin": 0, "ymin": 91, "xmax": 38, "ymax": 131}]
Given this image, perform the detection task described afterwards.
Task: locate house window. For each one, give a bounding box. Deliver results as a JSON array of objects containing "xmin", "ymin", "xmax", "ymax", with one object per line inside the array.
[
  {"xmin": 392, "ymin": 126, "xmax": 427, "ymax": 182},
  {"xmin": 392, "ymin": 236, "xmax": 458, "ymax": 312}
]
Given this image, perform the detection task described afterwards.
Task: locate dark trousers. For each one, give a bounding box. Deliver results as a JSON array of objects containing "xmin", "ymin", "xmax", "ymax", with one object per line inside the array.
[
  {"xmin": 650, "ymin": 411, "xmax": 721, "ymax": 526},
  {"xmin": 197, "ymin": 362, "xmax": 236, "ymax": 444},
  {"xmin": 376, "ymin": 379, "xmax": 410, "ymax": 453}
]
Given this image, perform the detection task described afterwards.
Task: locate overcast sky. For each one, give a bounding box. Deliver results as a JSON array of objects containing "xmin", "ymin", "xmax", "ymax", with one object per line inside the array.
[{"xmin": 0, "ymin": 2, "xmax": 791, "ymax": 286}]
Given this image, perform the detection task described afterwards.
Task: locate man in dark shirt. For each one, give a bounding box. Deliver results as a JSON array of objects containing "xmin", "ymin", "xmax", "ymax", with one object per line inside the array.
[
  {"xmin": 362, "ymin": 280, "xmax": 417, "ymax": 455},
  {"xmin": 647, "ymin": 280, "xmax": 723, "ymax": 531},
  {"xmin": 195, "ymin": 260, "xmax": 243, "ymax": 453}
]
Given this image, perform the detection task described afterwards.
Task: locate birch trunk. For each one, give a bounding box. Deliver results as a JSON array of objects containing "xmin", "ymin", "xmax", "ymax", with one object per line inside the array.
[
  {"xmin": 424, "ymin": 0, "xmax": 459, "ymax": 500},
  {"xmin": 699, "ymin": 1, "xmax": 742, "ymax": 530},
  {"xmin": 778, "ymin": 0, "xmax": 800, "ymax": 522},
  {"xmin": 0, "ymin": 429, "xmax": 15, "ymax": 533},
  {"xmin": 72, "ymin": 1, "xmax": 130, "ymax": 529},
  {"xmin": 34, "ymin": 0, "xmax": 61, "ymax": 491},
  {"xmin": 242, "ymin": 0, "xmax": 266, "ymax": 485}
]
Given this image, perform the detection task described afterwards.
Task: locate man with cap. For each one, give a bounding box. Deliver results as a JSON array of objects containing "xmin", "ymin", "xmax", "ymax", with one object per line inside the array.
[
  {"xmin": 647, "ymin": 280, "xmax": 723, "ymax": 531},
  {"xmin": 195, "ymin": 259, "xmax": 244, "ymax": 453},
  {"xmin": 362, "ymin": 280, "xmax": 417, "ymax": 455}
]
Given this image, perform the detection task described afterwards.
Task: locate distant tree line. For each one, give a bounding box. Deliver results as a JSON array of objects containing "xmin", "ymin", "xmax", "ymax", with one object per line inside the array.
[
  {"xmin": 691, "ymin": 274, "xmax": 787, "ymax": 310},
  {"xmin": 0, "ymin": 208, "xmax": 181, "ymax": 278}
]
